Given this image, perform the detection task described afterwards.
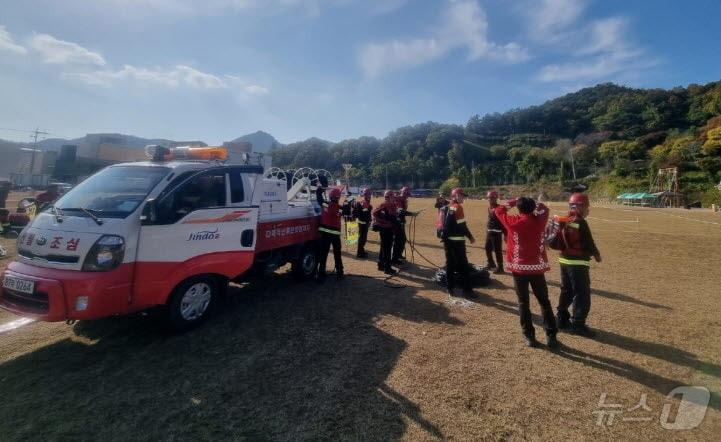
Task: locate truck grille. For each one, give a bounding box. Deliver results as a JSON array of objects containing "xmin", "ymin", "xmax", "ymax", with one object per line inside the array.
[
  {"xmin": 2, "ymin": 289, "xmax": 50, "ymax": 313},
  {"xmin": 18, "ymin": 249, "xmax": 79, "ymax": 264}
]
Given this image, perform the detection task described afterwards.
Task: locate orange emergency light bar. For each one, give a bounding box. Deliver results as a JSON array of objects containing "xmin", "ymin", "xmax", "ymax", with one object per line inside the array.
[{"xmin": 145, "ymin": 145, "xmax": 228, "ymax": 162}]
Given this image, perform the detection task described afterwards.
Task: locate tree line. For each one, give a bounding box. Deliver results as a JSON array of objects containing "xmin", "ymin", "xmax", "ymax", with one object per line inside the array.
[{"xmin": 270, "ymin": 81, "xmax": 721, "ymax": 203}]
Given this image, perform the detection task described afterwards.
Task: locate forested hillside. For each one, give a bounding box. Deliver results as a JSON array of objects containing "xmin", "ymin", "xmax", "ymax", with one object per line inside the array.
[{"xmin": 270, "ymin": 81, "xmax": 721, "ymax": 204}]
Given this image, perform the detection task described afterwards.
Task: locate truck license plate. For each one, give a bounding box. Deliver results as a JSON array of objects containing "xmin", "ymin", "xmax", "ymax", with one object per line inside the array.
[{"xmin": 2, "ymin": 276, "xmax": 35, "ymax": 295}]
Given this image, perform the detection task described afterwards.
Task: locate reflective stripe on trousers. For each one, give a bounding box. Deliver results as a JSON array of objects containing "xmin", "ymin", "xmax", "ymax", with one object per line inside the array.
[{"xmin": 558, "ymin": 257, "xmax": 590, "ymax": 266}]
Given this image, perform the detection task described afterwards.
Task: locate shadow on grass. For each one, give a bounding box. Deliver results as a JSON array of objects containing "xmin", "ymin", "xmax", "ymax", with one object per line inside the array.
[
  {"xmin": 459, "ymin": 290, "xmax": 720, "ymax": 411},
  {"xmin": 0, "ymin": 272, "xmax": 460, "ymax": 440},
  {"xmin": 546, "ymin": 279, "xmax": 672, "ymax": 311}
]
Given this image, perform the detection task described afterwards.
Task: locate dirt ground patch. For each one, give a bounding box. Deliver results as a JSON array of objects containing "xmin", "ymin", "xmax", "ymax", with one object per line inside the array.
[{"xmin": 0, "ymin": 199, "xmax": 720, "ymax": 440}]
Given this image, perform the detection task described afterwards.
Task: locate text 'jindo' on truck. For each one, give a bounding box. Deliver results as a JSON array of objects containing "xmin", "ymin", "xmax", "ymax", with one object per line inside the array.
[{"xmin": 0, "ymin": 145, "xmax": 331, "ymax": 330}]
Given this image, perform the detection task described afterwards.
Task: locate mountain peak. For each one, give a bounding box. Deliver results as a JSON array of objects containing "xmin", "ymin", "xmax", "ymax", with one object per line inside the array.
[{"xmin": 231, "ymin": 131, "xmax": 280, "ymax": 152}]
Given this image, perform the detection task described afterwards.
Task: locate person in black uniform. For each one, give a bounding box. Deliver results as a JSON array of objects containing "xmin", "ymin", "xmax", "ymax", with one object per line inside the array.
[
  {"xmin": 443, "ymin": 187, "xmax": 475, "ymax": 297},
  {"xmin": 484, "ymin": 189, "xmax": 505, "ymax": 274},
  {"xmin": 372, "ymin": 190, "xmax": 398, "ymax": 275},
  {"xmin": 316, "ymin": 186, "xmax": 344, "ymax": 282},
  {"xmin": 391, "ymin": 186, "xmax": 414, "ymax": 265},
  {"xmin": 556, "ymin": 192, "xmax": 602, "ymax": 337},
  {"xmin": 352, "ymin": 187, "xmax": 373, "ymax": 258}
]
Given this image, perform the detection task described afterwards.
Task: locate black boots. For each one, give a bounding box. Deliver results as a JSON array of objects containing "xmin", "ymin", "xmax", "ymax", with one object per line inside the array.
[
  {"xmin": 546, "ymin": 334, "xmax": 559, "ymax": 349},
  {"xmin": 524, "ymin": 334, "xmax": 540, "ymax": 348},
  {"xmin": 556, "ymin": 313, "xmax": 571, "ymax": 330},
  {"xmin": 570, "ymin": 323, "xmax": 596, "ymax": 337},
  {"xmin": 524, "ymin": 333, "xmax": 558, "ymax": 348}
]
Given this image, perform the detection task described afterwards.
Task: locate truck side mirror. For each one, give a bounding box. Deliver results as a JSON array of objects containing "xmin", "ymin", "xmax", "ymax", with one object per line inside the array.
[{"xmin": 141, "ymin": 198, "xmax": 157, "ymax": 225}]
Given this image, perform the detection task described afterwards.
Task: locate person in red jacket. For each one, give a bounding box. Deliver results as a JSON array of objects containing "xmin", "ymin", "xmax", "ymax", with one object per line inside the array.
[
  {"xmin": 35, "ymin": 185, "xmax": 60, "ymax": 207},
  {"xmin": 315, "ymin": 186, "xmax": 344, "ymax": 282},
  {"xmin": 352, "ymin": 187, "xmax": 373, "ymax": 258},
  {"xmin": 484, "ymin": 189, "xmax": 505, "ymax": 274},
  {"xmin": 556, "ymin": 192, "xmax": 601, "ymax": 337},
  {"xmin": 392, "ymin": 186, "xmax": 415, "ymax": 264},
  {"xmin": 372, "ymin": 190, "xmax": 399, "ymax": 275},
  {"xmin": 495, "ymin": 197, "xmax": 558, "ymax": 348}
]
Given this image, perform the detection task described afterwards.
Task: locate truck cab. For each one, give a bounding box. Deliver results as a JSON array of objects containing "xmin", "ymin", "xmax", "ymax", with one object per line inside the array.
[{"xmin": 1, "ymin": 146, "xmax": 321, "ymax": 330}]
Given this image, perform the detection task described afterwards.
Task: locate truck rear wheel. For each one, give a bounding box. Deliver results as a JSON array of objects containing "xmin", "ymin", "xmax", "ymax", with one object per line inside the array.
[
  {"xmin": 292, "ymin": 243, "xmax": 317, "ymax": 281},
  {"xmin": 167, "ymin": 276, "xmax": 218, "ymax": 331}
]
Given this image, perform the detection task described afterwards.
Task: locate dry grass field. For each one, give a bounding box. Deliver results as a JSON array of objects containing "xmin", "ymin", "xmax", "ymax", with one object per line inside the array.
[{"xmin": 0, "ymin": 198, "xmax": 720, "ymax": 440}]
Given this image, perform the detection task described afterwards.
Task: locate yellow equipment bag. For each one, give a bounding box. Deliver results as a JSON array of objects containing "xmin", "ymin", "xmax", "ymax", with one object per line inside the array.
[{"xmin": 345, "ymin": 220, "xmax": 359, "ymax": 246}]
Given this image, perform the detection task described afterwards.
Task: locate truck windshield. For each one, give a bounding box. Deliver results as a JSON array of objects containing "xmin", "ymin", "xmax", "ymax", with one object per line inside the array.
[{"xmin": 55, "ymin": 166, "xmax": 170, "ymax": 218}]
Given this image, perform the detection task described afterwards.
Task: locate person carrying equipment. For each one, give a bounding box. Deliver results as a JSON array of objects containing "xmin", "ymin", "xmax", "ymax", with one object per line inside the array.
[
  {"xmin": 372, "ymin": 190, "xmax": 399, "ymax": 275},
  {"xmin": 392, "ymin": 186, "xmax": 415, "ymax": 264},
  {"xmin": 315, "ymin": 187, "xmax": 344, "ymax": 282},
  {"xmin": 442, "ymin": 188, "xmax": 475, "ymax": 297},
  {"xmin": 484, "ymin": 190, "xmax": 505, "ymax": 274},
  {"xmin": 555, "ymin": 192, "xmax": 601, "ymax": 337},
  {"xmin": 435, "ymin": 192, "xmax": 449, "ymax": 209},
  {"xmin": 353, "ymin": 187, "xmax": 373, "ymax": 258},
  {"xmin": 341, "ymin": 191, "xmax": 355, "ymax": 221},
  {"xmin": 495, "ymin": 197, "xmax": 558, "ymax": 348}
]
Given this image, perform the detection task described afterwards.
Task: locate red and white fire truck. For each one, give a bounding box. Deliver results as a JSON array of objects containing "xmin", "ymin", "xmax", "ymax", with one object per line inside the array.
[{"xmin": 1, "ymin": 146, "xmax": 327, "ymax": 329}]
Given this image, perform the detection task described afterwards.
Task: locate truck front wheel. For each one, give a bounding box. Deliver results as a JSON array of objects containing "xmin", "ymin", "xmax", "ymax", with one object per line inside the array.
[
  {"xmin": 292, "ymin": 243, "xmax": 317, "ymax": 281},
  {"xmin": 167, "ymin": 276, "xmax": 218, "ymax": 331}
]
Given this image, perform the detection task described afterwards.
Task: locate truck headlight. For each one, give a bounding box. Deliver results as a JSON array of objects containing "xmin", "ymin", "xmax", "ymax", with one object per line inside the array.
[{"xmin": 82, "ymin": 235, "xmax": 125, "ymax": 272}]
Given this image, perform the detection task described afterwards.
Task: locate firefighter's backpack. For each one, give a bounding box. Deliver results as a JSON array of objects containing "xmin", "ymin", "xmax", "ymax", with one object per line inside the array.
[
  {"xmin": 436, "ymin": 205, "xmax": 454, "ymax": 240},
  {"xmin": 545, "ymin": 215, "xmax": 571, "ymax": 250}
]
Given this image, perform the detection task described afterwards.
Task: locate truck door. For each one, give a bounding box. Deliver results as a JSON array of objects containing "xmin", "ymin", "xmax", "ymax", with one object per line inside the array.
[{"xmin": 134, "ymin": 168, "xmax": 259, "ymax": 306}]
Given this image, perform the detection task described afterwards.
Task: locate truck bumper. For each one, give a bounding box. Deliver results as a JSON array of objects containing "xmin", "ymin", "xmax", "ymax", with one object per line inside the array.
[{"xmin": 0, "ymin": 261, "xmax": 135, "ymax": 321}]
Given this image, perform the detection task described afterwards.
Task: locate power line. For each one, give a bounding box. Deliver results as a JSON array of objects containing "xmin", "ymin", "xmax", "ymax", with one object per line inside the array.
[
  {"xmin": 0, "ymin": 127, "xmax": 66, "ymax": 138},
  {"xmin": 29, "ymin": 127, "xmax": 50, "ymax": 185}
]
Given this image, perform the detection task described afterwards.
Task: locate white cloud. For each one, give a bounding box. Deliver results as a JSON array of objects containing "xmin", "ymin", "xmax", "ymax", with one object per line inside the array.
[
  {"xmin": 538, "ymin": 16, "xmax": 657, "ymax": 83},
  {"xmin": 578, "ymin": 16, "xmax": 628, "ymax": 55},
  {"xmin": 529, "ymin": 0, "xmax": 586, "ymax": 37},
  {"xmin": 359, "ymin": 38, "xmax": 445, "ymax": 78},
  {"xmin": 0, "ymin": 26, "xmax": 27, "ymax": 54},
  {"xmin": 359, "ymin": 0, "xmax": 528, "ymax": 78},
  {"xmin": 65, "ymin": 65, "xmax": 270, "ymax": 95},
  {"xmin": 95, "ymin": 0, "xmax": 345, "ymax": 17},
  {"xmin": 29, "ymin": 34, "xmax": 106, "ymax": 66},
  {"xmin": 243, "ymin": 84, "xmax": 271, "ymax": 95},
  {"xmin": 66, "ymin": 65, "xmax": 225, "ymax": 88},
  {"xmin": 225, "ymin": 75, "xmax": 271, "ymax": 95},
  {"xmin": 369, "ymin": 0, "xmax": 410, "ymax": 14}
]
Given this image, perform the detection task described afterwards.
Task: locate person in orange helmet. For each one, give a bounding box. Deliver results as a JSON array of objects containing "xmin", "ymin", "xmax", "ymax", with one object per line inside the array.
[
  {"xmin": 442, "ymin": 187, "xmax": 475, "ymax": 297},
  {"xmin": 556, "ymin": 192, "xmax": 601, "ymax": 337},
  {"xmin": 352, "ymin": 187, "xmax": 373, "ymax": 258},
  {"xmin": 484, "ymin": 189, "xmax": 505, "ymax": 274},
  {"xmin": 315, "ymin": 186, "xmax": 344, "ymax": 282},
  {"xmin": 391, "ymin": 186, "xmax": 415, "ymax": 264},
  {"xmin": 372, "ymin": 190, "xmax": 399, "ymax": 275}
]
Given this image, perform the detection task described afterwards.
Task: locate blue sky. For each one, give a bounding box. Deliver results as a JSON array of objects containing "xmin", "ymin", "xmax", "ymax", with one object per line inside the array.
[{"xmin": 1, "ymin": 0, "xmax": 719, "ymax": 145}]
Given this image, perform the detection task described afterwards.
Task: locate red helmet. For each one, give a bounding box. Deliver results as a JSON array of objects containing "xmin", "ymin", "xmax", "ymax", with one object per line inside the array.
[
  {"xmin": 487, "ymin": 189, "xmax": 499, "ymax": 199},
  {"xmin": 569, "ymin": 192, "xmax": 590, "ymax": 207},
  {"xmin": 451, "ymin": 188, "xmax": 466, "ymax": 200},
  {"xmin": 328, "ymin": 187, "xmax": 342, "ymax": 200},
  {"xmin": 400, "ymin": 186, "xmax": 411, "ymax": 197},
  {"xmin": 361, "ymin": 187, "xmax": 372, "ymax": 198},
  {"xmin": 384, "ymin": 190, "xmax": 395, "ymax": 199}
]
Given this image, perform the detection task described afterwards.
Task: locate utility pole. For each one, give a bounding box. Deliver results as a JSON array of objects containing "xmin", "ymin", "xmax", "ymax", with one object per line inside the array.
[
  {"xmin": 385, "ymin": 166, "xmax": 388, "ymax": 190},
  {"xmin": 29, "ymin": 127, "xmax": 49, "ymax": 187},
  {"xmin": 471, "ymin": 160, "xmax": 476, "ymax": 188},
  {"xmin": 569, "ymin": 146, "xmax": 577, "ymax": 181},
  {"xmin": 342, "ymin": 163, "xmax": 352, "ymax": 193}
]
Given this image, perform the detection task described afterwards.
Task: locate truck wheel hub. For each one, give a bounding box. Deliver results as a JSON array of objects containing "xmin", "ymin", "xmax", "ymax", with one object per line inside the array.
[{"xmin": 180, "ymin": 282, "xmax": 211, "ymax": 321}]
